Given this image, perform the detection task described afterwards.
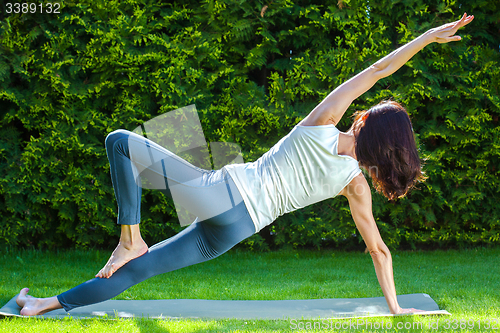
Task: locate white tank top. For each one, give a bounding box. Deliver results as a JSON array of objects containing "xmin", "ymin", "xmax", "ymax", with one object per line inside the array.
[{"xmin": 224, "ymin": 124, "xmax": 362, "ymax": 232}]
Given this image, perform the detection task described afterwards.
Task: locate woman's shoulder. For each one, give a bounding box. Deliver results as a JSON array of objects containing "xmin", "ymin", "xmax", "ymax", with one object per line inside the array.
[{"xmin": 338, "ymin": 172, "xmax": 369, "ymax": 198}]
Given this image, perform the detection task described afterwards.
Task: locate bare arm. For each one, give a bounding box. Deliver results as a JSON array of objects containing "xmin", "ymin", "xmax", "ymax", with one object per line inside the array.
[
  {"xmin": 340, "ymin": 174, "xmax": 403, "ymax": 313},
  {"xmin": 300, "ymin": 13, "xmax": 474, "ymax": 127}
]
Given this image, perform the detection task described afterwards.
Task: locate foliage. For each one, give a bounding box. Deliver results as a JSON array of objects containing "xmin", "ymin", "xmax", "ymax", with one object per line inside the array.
[{"xmin": 0, "ymin": 0, "xmax": 499, "ymax": 250}]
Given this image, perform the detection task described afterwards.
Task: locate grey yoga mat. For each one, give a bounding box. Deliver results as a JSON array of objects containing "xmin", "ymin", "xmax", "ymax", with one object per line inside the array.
[{"xmin": 1, "ymin": 293, "xmax": 449, "ymax": 319}]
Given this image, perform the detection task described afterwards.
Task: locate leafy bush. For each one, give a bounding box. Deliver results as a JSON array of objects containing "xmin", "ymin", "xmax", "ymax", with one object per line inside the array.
[{"xmin": 1, "ymin": 0, "xmax": 499, "ymax": 250}]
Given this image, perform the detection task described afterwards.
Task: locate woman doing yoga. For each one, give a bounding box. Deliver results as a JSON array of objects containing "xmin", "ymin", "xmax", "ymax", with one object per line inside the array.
[{"xmin": 16, "ymin": 13, "xmax": 474, "ymax": 316}]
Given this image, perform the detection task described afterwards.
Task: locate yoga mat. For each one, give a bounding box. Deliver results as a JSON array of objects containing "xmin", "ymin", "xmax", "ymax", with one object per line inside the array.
[{"xmin": 1, "ymin": 293, "xmax": 449, "ymax": 319}]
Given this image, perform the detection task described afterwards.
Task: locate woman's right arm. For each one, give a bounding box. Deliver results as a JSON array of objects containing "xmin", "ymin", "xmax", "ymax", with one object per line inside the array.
[
  {"xmin": 340, "ymin": 174, "xmax": 426, "ymax": 314},
  {"xmin": 300, "ymin": 13, "xmax": 474, "ymax": 127},
  {"xmin": 340, "ymin": 174, "xmax": 402, "ymax": 314}
]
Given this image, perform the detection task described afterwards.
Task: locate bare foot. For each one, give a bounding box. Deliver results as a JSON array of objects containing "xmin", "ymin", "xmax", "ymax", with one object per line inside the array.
[
  {"xmin": 96, "ymin": 239, "xmax": 148, "ymax": 279},
  {"xmin": 16, "ymin": 288, "xmax": 62, "ymax": 316}
]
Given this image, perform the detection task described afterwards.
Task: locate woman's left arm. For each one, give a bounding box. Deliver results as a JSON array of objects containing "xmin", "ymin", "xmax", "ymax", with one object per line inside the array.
[
  {"xmin": 341, "ymin": 174, "xmax": 415, "ymax": 314},
  {"xmin": 302, "ymin": 13, "xmax": 474, "ymax": 127}
]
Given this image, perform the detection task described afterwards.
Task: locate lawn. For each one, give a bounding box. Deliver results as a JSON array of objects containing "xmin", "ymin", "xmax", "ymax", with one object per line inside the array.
[{"xmin": 1, "ymin": 247, "xmax": 499, "ymax": 332}]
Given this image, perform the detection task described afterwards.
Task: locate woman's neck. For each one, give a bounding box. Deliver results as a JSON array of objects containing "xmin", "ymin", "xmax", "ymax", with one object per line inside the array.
[{"xmin": 338, "ymin": 132, "xmax": 357, "ymax": 160}]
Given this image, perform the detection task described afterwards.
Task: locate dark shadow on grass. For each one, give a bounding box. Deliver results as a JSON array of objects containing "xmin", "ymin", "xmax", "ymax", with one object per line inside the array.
[
  {"xmin": 133, "ymin": 317, "xmax": 287, "ymax": 333},
  {"xmin": 135, "ymin": 317, "xmax": 223, "ymax": 333},
  {"xmin": 135, "ymin": 317, "xmax": 171, "ymax": 333}
]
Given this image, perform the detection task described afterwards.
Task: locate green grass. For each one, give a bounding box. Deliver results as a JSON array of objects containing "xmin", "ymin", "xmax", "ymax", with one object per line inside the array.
[{"xmin": 1, "ymin": 247, "xmax": 499, "ymax": 332}]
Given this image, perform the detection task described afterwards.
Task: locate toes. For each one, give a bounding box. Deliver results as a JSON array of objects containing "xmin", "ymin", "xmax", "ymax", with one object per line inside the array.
[
  {"xmin": 107, "ymin": 264, "xmax": 117, "ymax": 278},
  {"xmin": 97, "ymin": 268, "xmax": 108, "ymax": 279},
  {"xmin": 20, "ymin": 288, "xmax": 29, "ymax": 297},
  {"xmin": 106, "ymin": 264, "xmax": 116, "ymax": 278},
  {"xmin": 18, "ymin": 288, "xmax": 29, "ymax": 301},
  {"xmin": 101, "ymin": 264, "xmax": 112, "ymax": 278},
  {"xmin": 97, "ymin": 263, "xmax": 114, "ymax": 278},
  {"xmin": 16, "ymin": 288, "xmax": 29, "ymax": 307}
]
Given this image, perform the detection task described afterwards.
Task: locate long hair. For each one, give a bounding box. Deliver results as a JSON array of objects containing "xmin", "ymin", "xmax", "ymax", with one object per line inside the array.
[{"xmin": 352, "ymin": 101, "xmax": 426, "ymax": 200}]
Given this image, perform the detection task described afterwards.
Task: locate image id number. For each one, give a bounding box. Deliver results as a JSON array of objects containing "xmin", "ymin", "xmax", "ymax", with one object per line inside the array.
[
  {"xmin": 5, "ymin": 3, "xmax": 61, "ymax": 14},
  {"xmin": 441, "ymin": 318, "xmax": 499, "ymax": 330}
]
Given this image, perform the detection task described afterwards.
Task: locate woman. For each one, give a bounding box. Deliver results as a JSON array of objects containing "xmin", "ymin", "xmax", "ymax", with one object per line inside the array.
[{"xmin": 16, "ymin": 13, "xmax": 474, "ymax": 316}]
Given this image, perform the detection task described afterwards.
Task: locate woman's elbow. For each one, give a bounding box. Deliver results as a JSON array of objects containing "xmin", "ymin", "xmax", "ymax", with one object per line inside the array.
[
  {"xmin": 369, "ymin": 64, "xmax": 387, "ymax": 80},
  {"xmin": 368, "ymin": 245, "xmax": 391, "ymax": 261}
]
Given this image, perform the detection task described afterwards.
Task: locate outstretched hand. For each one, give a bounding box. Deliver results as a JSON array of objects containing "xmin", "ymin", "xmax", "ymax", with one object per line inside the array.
[
  {"xmin": 397, "ymin": 307, "xmax": 426, "ymax": 315},
  {"xmin": 428, "ymin": 13, "xmax": 474, "ymax": 44}
]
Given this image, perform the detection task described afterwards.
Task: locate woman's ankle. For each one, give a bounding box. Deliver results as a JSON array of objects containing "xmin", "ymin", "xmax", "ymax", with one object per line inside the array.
[
  {"xmin": 44, "ymin": 296, "xmax": 63, "ymax": 313},
  {"xmin": 119, "ymin": 224, "xmax": 143, "ymax": 245}
]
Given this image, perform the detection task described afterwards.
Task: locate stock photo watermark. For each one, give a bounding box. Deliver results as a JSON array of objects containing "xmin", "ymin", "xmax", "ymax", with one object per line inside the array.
[{"xmin": 290, "ymin": 318, "xmax": 500, "ymax": 331}]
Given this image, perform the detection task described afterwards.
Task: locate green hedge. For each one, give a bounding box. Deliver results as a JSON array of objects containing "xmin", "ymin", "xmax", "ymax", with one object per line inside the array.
[{"xmin": 1, "ymin": 0, "xmax": 499, "ymax": 250}]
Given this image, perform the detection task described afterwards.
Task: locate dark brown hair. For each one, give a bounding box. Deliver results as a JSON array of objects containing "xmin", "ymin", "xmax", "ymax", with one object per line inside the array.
[{"xmin": 352, "ymin": 101, "xmax": 426, "ymax": 200}]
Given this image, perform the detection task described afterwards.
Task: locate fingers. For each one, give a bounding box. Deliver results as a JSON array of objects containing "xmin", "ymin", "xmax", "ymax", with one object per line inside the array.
[
  {"xmin": 464, "ymin": 14, "xmax": 474, "ymax": 25},
  {"xmin": 454, "ymin": 13, "xmax": 473, "ymax": 39},
  {"xmin": 440, "ymin": 14, "xmax": 472, "ymax": 31},
  {"xmin": 447, "ymin": 13, "xmax": 472, "ymax": 32},
  {"xmin": 451, "ymin": 13, "xmax": 466, "ymax": 29},
  {"xmin": 435, "ymin": 13, "xmax": 473, "ymax": 44},
  {"xmin": 456, "ymin": 12, "xmax": 474, "ymax": 28},
  {"xmin": 398, "ymin": 307, "xmax": 426, "ymax": 314},
  {"xmin": 459, "ymin": 12, "xmax": 467, "ymax": 24},
  {"xmin": 409, "ymin": 308, "xmax": 425, "ymax": 313},
  {"xmin": 404, "ymin": 308, "xmax": 425, "ymax": 314}
]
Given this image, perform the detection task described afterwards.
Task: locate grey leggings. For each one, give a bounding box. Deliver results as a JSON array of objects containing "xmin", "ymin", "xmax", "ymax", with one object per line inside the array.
[{"xmin": 57, "ymin": 130, "xmax": 256, "ymax": 311}]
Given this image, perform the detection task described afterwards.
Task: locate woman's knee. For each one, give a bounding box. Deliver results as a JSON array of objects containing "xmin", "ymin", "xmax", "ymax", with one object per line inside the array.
[
  {"xmin": 201, "ymin": 221, "xmax": 252, "ymax": 258},
  {"xmin": 105, "ymin": 129, "xmax": 132, "ymax": 152}
]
